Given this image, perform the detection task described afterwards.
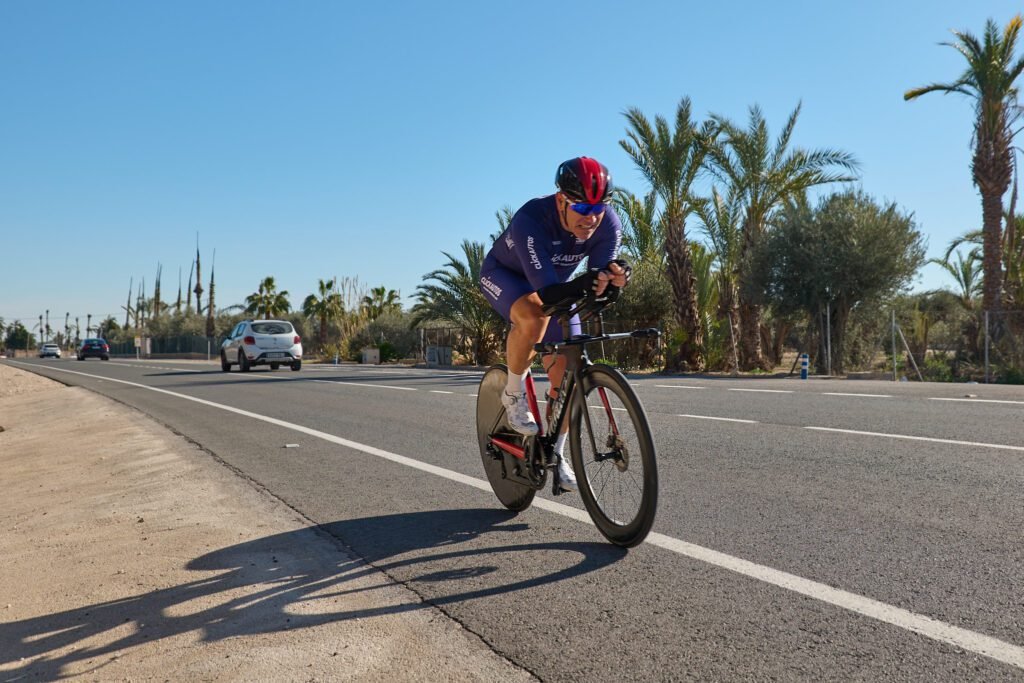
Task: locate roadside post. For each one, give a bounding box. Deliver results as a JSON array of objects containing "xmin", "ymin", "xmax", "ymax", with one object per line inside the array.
[{"xmin": 800, "ymin": 353, "xmax": 809, "ymax": 380}]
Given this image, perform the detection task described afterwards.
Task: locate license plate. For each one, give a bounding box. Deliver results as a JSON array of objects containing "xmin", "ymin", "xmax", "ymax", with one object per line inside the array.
[{"xmin": 267, "ymin": 352, "xmax": 285, "ymax": 358}]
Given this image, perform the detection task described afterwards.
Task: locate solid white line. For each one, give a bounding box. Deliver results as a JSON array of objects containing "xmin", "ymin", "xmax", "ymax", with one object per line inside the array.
[
  {"xmin": 822, "ymin": 392, "xmax": 892, "ymax": 398},
  {"xmin": 13, "ymin": 360, "xmax": 1024, "ymax": 671},
  {"xmin": 644, "ymin": 532, "xmax": 1024, "ymax": 670},
  {"xmin": 930, "ymin": 397, "xmax": 1024, "ymax": 405},
  {"xmin": 655, "ymin": 385, "xmax": 706, "ymax": 390},
  {"xmin": 678, "ymin": 414, "xmax": 758, "ymax": 424},
  {"xmin": 430, "ymin": 390, "xmax": 454, "ymax": 394},
  {"xmin": 728, "ymin": 388, "xmax": 793, "ymax": 394},
  {"xmin": 805, "ymin": 426, "xmax": 1024, "ymax": 452}
]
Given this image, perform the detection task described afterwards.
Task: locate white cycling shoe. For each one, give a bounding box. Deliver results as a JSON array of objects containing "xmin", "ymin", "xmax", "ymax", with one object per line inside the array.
[
  {"xmin": 556, "ymin": 455, "xmax": 578, "ymax": 492},
  {"xmin": 501, "ymin": 390, "xmax": 539, "ymax": 436}
]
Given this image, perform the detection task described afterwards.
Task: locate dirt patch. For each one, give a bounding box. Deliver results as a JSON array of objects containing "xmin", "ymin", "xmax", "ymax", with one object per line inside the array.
[{"xmin": 0, "ymin": 363, "xmax": 533, "ymax": 681}]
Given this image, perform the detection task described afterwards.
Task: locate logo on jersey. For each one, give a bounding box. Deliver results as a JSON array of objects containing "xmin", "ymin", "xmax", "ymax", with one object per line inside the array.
[
  {"xmin": 480, "ymin": 276, "xmax": 503, "ymax": 300},
  {"xmin": 526, "ymin": 236, "xmax": 542, "ymax": 270},
  {"xmin": 552, "ymin": 253, "xmax": 586, "ymax": 266},
  {"xmin": 505, "ymin": 235, "xmax": 514, "ymax": 250}
]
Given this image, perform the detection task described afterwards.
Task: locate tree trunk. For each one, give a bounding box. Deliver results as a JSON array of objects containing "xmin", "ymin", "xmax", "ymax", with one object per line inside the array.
[
  {"xmin": 718, "ymin": 280, "xmax": 740, "ymax": 373},
  {"xmin": 663, "ymin": 219, "xmax": 705, "ymax": 372},
  {"xmin": 981, "ymin": 192, "xmax": 1006, "ymax": 312},
  {"xmin": 737, "ymin": 217, "xmax": 768, "ymax": 371},
  {"xmin": 974, "ymin": 121, "xmax": 1011, "ymax": 312},
  {"xmin": 738, "ymin": 298, "xmax": 769, "ymax": 371}
]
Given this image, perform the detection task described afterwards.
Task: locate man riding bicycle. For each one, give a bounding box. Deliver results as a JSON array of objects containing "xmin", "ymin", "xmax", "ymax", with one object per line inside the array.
[{"xmin": 479, "ymin": 156, "xmax": 631, "ymax": 493}]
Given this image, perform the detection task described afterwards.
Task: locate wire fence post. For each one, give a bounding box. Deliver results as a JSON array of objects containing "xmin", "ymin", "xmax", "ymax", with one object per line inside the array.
[
  {"xmin": 984, "ymin": 310, "xmax": 990, "ymax": 384},
  {"xmin": 825, "ymin": 304, "xmax": 832, "ymax": 376},
  {"xmin": 891, "ymin": 309, "xmax": 898, "ymax": 382}
]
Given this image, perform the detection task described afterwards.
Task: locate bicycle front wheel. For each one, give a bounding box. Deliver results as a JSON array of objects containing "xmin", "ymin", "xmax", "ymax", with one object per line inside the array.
[{"xmin": 569, "ymin": 364, "xmax": 658, "ymax": 547}]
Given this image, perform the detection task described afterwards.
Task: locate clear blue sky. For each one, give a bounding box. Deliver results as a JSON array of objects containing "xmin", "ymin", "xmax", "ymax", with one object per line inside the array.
[{"xmin": 1, "ymin": 1, "xmax": 1018, "ymax": 329}]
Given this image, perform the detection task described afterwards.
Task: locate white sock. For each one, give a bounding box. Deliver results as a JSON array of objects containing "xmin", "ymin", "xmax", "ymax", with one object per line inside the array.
[
  {"xmin": 505, "ymin": 369, "xmax": 528, "ymax": 395},
  {"xmin": 554, "ymin": 432, "xmax": 568, "ymax": 457}
]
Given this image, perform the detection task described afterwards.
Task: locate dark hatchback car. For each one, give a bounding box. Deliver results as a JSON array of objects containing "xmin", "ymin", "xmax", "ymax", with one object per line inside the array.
[{"xmin": 77, "ymin": 338, "xmax": 110, "ymax": 361}]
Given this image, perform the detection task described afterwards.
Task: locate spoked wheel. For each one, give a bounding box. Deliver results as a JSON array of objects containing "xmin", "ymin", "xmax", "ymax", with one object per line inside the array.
[
  {"xmin": 476, "ymin": 364, "xmax": 535, "ymax": 512},
  {"xmin": 569, "ymin": 364, "xmax": 658, "ymax": 547}
]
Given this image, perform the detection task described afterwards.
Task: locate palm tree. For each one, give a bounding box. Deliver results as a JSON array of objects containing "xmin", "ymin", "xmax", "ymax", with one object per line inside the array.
[
  {"xmin": 930, "ymin": 248, "xmax": 983, "ymax": 310},
  {"xmin": 707, "ymin": 103, "xmax": 858, "ymax": 370},
  {"xmin": 302, "ymin": 277, "xmax": 345, "ymax": 351},
  {"xmin": 613, "ymin": 188, "xmax": 665, "ymax": 264},
  {"xmin": 694, "ymin": 186, "xmax": 745, "ymax": 369},
  {"xmin": 411, "ymin": 239, "xmax": 504, "ymax": 365},
  {"xmin": 245, "ymin": 276, "xmax": 291, "ymax": 319},
  {"xmin": 905, "ymin": 15, "xmax": 1024, "ymax": 312},
  {"xmin": 620, "ymin": 97, "xmax": 716, "ymax": 371},
  {"xmin": 360, "ymin": 286, "xmax": 402, "ymax": 321}
]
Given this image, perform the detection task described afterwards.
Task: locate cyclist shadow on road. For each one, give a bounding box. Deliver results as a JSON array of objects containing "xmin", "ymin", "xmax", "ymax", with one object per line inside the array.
[{"xmin": 0, "ymin": 508, "xmax": 625, "ymax": 679}]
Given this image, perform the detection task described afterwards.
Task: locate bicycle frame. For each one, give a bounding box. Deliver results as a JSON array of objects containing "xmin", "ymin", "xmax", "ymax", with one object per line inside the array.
[{"xmin": 486, "ymin": 306, "xmax": 657, "ymax": 488}]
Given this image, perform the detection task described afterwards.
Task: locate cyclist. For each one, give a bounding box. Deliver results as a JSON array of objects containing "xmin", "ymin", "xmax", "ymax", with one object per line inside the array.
[{"xmin": 479, "ymin": 156, "xmax": 631, "ymax": 492}]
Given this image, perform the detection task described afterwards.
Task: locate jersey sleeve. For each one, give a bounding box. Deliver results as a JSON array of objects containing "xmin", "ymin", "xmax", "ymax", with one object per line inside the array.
[{"xmin": 509, "ymin": 214, "xmax": 562, "ymax": 291}]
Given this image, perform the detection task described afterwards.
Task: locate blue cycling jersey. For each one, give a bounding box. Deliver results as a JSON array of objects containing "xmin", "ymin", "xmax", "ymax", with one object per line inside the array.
[{"xmin": 483, "ymin": 194, "xmax": 623, "ymax": 291}]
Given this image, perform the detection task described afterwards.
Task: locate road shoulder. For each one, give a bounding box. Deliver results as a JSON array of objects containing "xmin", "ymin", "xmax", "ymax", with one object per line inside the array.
[{"xmin": 0, "ymin": 363, "xmax": 533, "ymax": 681}]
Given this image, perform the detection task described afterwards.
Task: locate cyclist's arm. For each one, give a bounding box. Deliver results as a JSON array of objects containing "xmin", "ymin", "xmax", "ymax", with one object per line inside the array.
[{"xmin": 510, "ymin": 218, "xmax": 562, "ymax": 292}]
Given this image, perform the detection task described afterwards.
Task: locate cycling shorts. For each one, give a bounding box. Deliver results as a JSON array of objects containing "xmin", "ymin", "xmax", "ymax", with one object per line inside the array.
[{"xmin": 479, "ymin": 263, "xmax": 581, "ymax": 344}]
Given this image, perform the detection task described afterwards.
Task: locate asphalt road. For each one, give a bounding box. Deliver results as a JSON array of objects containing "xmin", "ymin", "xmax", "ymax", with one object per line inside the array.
[{"xmin": 9, "ymin": 357, "xmax": 1024, "ymax": 680}]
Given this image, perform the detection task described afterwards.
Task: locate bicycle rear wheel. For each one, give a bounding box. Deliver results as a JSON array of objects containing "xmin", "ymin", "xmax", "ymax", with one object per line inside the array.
[
  {"xmin": 476, "ymin": 364, "xmax": 536, "ymax": 511},
  {"xmin": 569, "ymin": 363, "xmax": 658, "ymax": 547}
]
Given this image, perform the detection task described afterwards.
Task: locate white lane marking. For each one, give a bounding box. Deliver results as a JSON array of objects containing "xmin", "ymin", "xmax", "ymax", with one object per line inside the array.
[
  {"xmin": 656, "ymin": 385, "xmax": 707, "ymax": 390},
  {"xmin": 678, "ymin": 414, "xmax": 758, "ymax": 424},
  {"xmin": 728, "ymin": 388, "xmax": 793, "ymax": 394},
  {"xmin": 12, "ymin": 360, "xmax": 1024, "ymax": 671},
  {"xmin": 930, "ymin": 398, "xmax": 1024, "ymax": 405},
  {"xmin": 644, "ymin": 532, "xmax": 1024, "ymax": 670},
  {"xmin": 430, "ymin": 390, "xmax": 454, "ymax": 395},
  {"xmin": 822, "ymin": 393, "xmax": 892, "ymax": 398},
  {"xmin": 108, "ymin": 361, "xmax": 204, "ymax": 373},
  {"xmin": 805, "ymin": 426, "xmax": 1024, "ymax": 452},
  {"xmin": 314, "ymin": 380, "xmax": 417, "ymax": 391}
]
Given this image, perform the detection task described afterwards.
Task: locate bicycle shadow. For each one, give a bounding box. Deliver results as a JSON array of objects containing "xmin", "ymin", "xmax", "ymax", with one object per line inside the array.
[{"xmin": 0, "ymin": 508, "xmax": 624, "ymax": 679}]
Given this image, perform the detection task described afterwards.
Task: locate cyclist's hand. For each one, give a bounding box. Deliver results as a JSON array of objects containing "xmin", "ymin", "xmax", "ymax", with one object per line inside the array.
[
  {"xmin": 594, "ymin": 269, "xmax": 613, "ymax": 297},
  {"xmin": 607, "ymin": 262, "xmax": 627, "ymax": 289}
]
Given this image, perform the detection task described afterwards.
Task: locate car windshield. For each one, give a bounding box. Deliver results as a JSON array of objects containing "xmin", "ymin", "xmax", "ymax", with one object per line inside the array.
[{"xmin": 251, "ymin": 322, "xmax": 293, "ymax": 335}]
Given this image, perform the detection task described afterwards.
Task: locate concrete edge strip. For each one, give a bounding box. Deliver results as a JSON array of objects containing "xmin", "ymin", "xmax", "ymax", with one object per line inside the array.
[{"xmin": 11, "ymin": 360, "xmax": 1024, "ymax": 670}]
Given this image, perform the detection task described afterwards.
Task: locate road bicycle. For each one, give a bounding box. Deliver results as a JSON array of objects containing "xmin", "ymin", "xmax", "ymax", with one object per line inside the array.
[{"xmin": 476, "ymin": 289, "xmax": 660, "ymax": 547}]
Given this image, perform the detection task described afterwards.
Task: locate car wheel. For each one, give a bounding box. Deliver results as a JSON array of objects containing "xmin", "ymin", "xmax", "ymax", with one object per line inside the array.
[
  {"xmin": 77, "ymin": 356, "xmax": 84, "ymax": 361},
  {"xmin": 291, "ymin": 360, "xmax": 301, "ymax": 372},
  {"xmin": 102, "ymin": 356, "xmax": 109, "ymax": 361},
  {"xmin": 221, "ymin": 352, "xmax": 232, "ymax": 372},
  {"xmin": 270, "ymin": 362, "xmax": 280, "ymax": 370},
  {"xmin": 239, "ymin": 351, "xmax": 251, "ymax": 372}
]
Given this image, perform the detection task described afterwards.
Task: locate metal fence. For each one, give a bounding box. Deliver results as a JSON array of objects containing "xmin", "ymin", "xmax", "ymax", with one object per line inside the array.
[{"xmin": 109, "ymin": 335, "xmax": 219, "ymax": 359}]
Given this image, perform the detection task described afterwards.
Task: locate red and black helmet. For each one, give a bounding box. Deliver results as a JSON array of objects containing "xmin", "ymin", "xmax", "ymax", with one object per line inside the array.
[{"xmin": 555, "ymin": 156, "xmax": 613, "ymax": 203}]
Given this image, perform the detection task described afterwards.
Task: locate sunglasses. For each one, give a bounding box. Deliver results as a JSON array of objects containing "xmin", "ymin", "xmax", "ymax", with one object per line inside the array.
[{"xmin": 567, "ymin": 200, "xmax": 609, "ymax": 216}]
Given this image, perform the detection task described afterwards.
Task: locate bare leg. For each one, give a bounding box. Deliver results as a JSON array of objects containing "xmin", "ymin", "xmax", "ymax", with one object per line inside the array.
[{"xmin": 506, "ymin": 292, "xmax": 548, "ymax": 375}]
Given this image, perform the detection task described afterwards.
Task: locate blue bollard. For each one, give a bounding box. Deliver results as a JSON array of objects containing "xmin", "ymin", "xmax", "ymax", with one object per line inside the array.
[{"xmin": 800, "ymin": 353, "xmax": 809, "ymax": 380}]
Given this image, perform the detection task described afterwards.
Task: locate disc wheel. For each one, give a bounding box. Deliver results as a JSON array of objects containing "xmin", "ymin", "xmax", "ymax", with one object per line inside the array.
[
  {"xmin": 569, "ymin": 364, "xmax": 658, "ymax": 547},
  {"xmin": 476, "ymin": 364, "xmax": 535, "ymax": 511}
]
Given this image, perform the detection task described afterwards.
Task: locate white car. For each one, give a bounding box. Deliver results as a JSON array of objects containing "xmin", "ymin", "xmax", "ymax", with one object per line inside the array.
[
  {"xmin": 221, "ymin": 320, "xmax": 302, "ymax": 372},
  {"xmin": 39, "ymin": 343, "xmax": 61, "ymax": 359}
]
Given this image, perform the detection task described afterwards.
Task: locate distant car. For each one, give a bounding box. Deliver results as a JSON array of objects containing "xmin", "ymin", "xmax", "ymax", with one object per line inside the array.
[
  {"xmin": 77, "ymin": 338, "xmax": 110, "ymax": 361},
  {"xmin": 220, "ymin": 320, "xmax": 302, "ymax": 372},
  {"xmin": 39, "ymin": 343, "xmax": 61, "ymax": 359}
]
